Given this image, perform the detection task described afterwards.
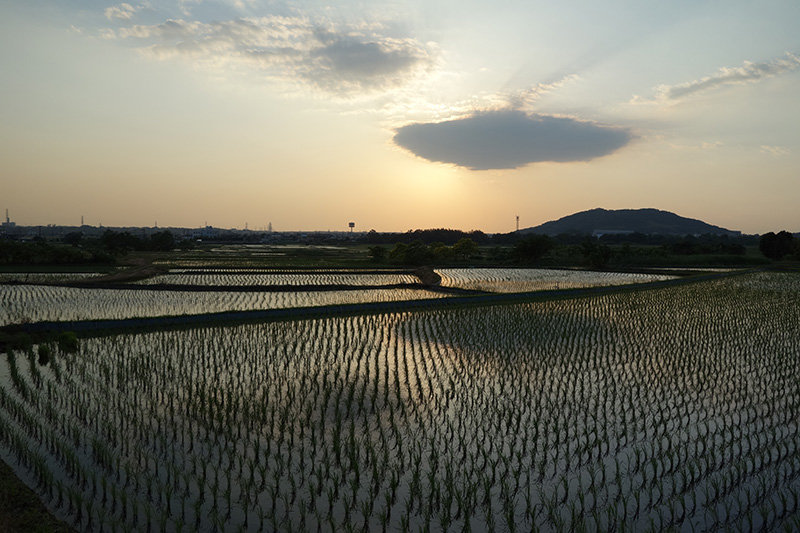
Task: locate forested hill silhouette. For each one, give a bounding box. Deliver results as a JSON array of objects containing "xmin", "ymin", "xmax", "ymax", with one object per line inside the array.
[{"xmin": 521, "ymin": 208, "xmax": 739, "ymax": 236}]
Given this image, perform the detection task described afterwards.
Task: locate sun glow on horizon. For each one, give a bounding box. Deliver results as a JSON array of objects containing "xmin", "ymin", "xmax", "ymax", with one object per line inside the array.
[{"xmin": 1, "ymin": 1, "xmax": 799, "ymax": 234}]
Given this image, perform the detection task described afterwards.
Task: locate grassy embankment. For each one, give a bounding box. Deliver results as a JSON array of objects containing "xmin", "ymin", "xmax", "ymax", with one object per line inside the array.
[{"xmin": 0, "ymin": 460, "xmax": 75, "ymax": 533}]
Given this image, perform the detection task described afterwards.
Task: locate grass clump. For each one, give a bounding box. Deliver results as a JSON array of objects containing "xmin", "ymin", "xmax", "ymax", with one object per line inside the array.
[{"xmin": 56, "ymin": 332, "xmax": 79, "ymax": 354}]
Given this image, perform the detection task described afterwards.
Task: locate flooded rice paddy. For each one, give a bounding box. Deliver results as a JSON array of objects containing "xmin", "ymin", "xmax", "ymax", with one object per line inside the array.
[
  {"xmin": 1, "ymin": 271, "xmax": 799, "ymax": 531},
  {"xmin": 435, "ymin": 268, "xmax": 676, "ymax": 293},
  {"xmin": 0, "ymin": 285, "xmax": 447, "ymax": 325}
]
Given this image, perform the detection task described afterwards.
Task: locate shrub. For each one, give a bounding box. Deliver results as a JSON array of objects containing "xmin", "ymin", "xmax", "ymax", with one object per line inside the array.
[
  {"xmin": 513, "ymin": 235, "xmax": 554, "ymax": 263},
  {"xmin": 57, "ymin": 331, "xmax": 79, "ymax": 354},
  {"xmin": 37, "ymin": 344, "xmax": 52, "ymax": 366}
]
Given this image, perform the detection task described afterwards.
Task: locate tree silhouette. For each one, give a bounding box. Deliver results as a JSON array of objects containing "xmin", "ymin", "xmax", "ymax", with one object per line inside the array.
[
  {"xmin": 513, "ymin": 235, "xmax": 553, "ymax": 263},
  {"xmin": 759, "ymin": 231, "xmax": 797, "ymax": 260},
  {"xmin": 453, "ymin": 238, "xmax": 478, "ymax": 260}
]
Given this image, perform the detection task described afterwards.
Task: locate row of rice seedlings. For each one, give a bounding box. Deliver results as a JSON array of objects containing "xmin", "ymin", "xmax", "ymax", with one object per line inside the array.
[
  {"xmin": 168, "ymin": 268, "xmax": 404, "ymax": 273},
  {"xmin": 0, "ymin": 271, "xmax": 799, "ymax": 531},
  {"xmin": 436, "ymin": 267, "xmax": 674, "ymax": 293},
  {"xmin": 0, "ymin": 285, "xmax": 447, "ymax": 325},
  {"xmin": 0, "ymin": 273, "xmax": 103, "ymax": 283},
  {"xmin": 134, "ymin": 272, "xmax": 419, "ymax": 287}
]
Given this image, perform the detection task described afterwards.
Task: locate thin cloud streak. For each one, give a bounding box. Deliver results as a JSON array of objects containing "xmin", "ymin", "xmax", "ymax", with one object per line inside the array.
[
  {"xmin": 634, "ymin": 53, "xmax": 800, "ymax": 104},
  {"xmin": 760, "ymin": 145, "xmax": 790, "ymax": 157},
  {"xmin": 504, "ymin": 75, "xmax": 581, "ymax": 113}
]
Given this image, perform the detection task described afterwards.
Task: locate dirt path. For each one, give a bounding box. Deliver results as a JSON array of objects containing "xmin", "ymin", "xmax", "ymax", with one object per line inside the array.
[
  {"xmin": 413, "ymin": 266, "xmax": 442, "ymax": 285},
  {"xmin": 73, "ymin": 256, "xmax": 168, "ymax": 284}
]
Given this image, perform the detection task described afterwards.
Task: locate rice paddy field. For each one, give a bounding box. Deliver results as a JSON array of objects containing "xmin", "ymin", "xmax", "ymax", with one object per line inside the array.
[
  {"xmin": 0, "ymin": 285, "xmax": 447, "ymax": 325},
  {"xmin": 0, "ymin": 272, "xmax": 103, "ymax": 283},
  {"xmin": 436, "ymin": 268, "xmax": 676, "ymax": 293},
  {"xmin": 151, "ymin": 244, "xmax": 370, "ymax": 269},
  {"xmin": 0, "ymin": 268, "xmax": 675, "ymax": 326},
  {"xmin": 1, "ymin": 269, "xmax": 800, "ymax": 531},
  {"xmin": 133, "ymin": 269, "xmax": 420, "ymax": 287}
]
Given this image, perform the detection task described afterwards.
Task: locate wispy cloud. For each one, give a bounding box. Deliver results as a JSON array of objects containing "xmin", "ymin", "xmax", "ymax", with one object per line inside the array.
[
  {"xmin": 118, "ymin": 18, "xmax": 205, "ymax": 40},
  {"xmin": 104, "ymin": 3, "xmax": 146, "ymax": 21},
  {"xmin": 669, "ymin": 141, "xmax": 723, "ymax": 151},
  {"xmin": 107, "ymin": 15, "xmax": 435, "ymax": 97},
  {"xmin": 230, "ymin": 0, "xmax": 258, "ymax": 9},
  {"xmin": 393, "ymin": 110, "xmax": 632, "ymax": 171},
  {"xmin": 375, "ymin": 72, "xmax": 580, "ymax": 129},
  {"xmin": 505, "ymin": 75, "xmax": 580, "ymax": 113},
  {"xmin": 760, "ymin": 145, "xmax": 790, "ymax": 157},
  {"xmin": 633, "ymin": 53, "xmax": 800, "ymax": 105},
  {"xmin": 177, "ymin": 0, "xmax": 202, "ymax": 17}
]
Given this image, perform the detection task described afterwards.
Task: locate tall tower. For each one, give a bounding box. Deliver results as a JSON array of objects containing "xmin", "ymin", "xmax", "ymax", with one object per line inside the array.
[
  {"xmin": 516, "ymin": 215, "xmax": 519, "ymax": 232},
  {"xmin": 2, "ymin": 209, "xmax": 16, "ymax": 229}
]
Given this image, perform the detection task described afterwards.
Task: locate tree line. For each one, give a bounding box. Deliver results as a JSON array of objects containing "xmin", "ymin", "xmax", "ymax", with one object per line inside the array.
[
  {"xmin": 0, "ymin": 230, "xmax": 178, "ymax": 265},
  {"xmin": 369, "ymin": 235, "xmax": 555, "ymax": 266},
  {"xmin": 370, "ymin": 230, "xmax": 800, "ymax": 268},
  {"xmin": 362, "ymin": 228, "xmax": 761, "ymax": 247},
  {"xmin": 2, "ymin": 227, "xmax": 797, "ymax": 267}
]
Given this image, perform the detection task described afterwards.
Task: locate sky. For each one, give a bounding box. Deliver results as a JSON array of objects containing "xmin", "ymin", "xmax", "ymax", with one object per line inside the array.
[{"xmin": 1, "ymin": 0, "xmax": 798, "ymax": 234}]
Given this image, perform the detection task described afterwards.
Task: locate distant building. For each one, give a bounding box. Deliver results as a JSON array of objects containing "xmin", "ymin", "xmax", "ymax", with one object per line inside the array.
[{"xmin": 192, "ymin": 226, "xmax": 220, "ymax": 239}]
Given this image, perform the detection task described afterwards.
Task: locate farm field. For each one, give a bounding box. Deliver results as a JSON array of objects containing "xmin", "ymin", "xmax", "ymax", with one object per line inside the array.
[
  {"xmin": 436, "ymin": 268, "xmax": 676, "ymax": 293},
  {"xmin": 0, "ymin": 272, "xmax": 103, "ymax": 283},
  {"xmin": 133, "ymin": 269, "xmax": 419, "ymax": 287},
  {"xmin": 1, "ymin": 270, "xmax": 799, "ymax": 531},
  {"xmin": 0, "ymin": 285, "xmax": 447, "ymax": 326},
  {"xmin": 151, "ymin": 244, "xmax": 374, "ymax": 269},
  {"xmin": 0, "ymin": 267, "xmax": 683, "ymax": 327}
]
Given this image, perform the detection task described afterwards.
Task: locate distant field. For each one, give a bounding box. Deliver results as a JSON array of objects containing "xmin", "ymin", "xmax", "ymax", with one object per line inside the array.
[
  {"xmin": 436, "ymin": 267, "xmax": 675, "ymax": 293},
  {"xmin": 154, "ymin": 244, "xmax": 375, "ymax": 268},
  {"xmin": 134, "ymin": 269, "xmax": 419, "ymax": 287},
  {"xmin": 0, "ymin": 273, "xmax": 103, "ymax": 283}
]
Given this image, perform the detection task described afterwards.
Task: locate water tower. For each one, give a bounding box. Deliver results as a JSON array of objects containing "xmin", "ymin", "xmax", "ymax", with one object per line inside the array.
[{"xmin": 348, "ymin": 222, "xmax": 355, "ymax": 233}]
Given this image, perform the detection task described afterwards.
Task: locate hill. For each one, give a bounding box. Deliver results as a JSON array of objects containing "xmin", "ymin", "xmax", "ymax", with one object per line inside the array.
[{"xmin": 522, "ymin": 208, "xmax": 740, "ymax": 236}]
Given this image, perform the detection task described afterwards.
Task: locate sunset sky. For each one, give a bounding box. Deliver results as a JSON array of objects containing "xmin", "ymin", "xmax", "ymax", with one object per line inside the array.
[{"xmin": 2, "ymin": 1, "xmax": 798, "ymax": 234}]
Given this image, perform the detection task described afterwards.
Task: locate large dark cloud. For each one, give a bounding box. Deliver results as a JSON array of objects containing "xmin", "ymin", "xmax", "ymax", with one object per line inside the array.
[
  {"xmin": 111, "ymin": 16, "xmax": 434, "ymax": 96},
  {"xmin": 393, "ymin": 110, "xmax": 633, "ymax": 170}
]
